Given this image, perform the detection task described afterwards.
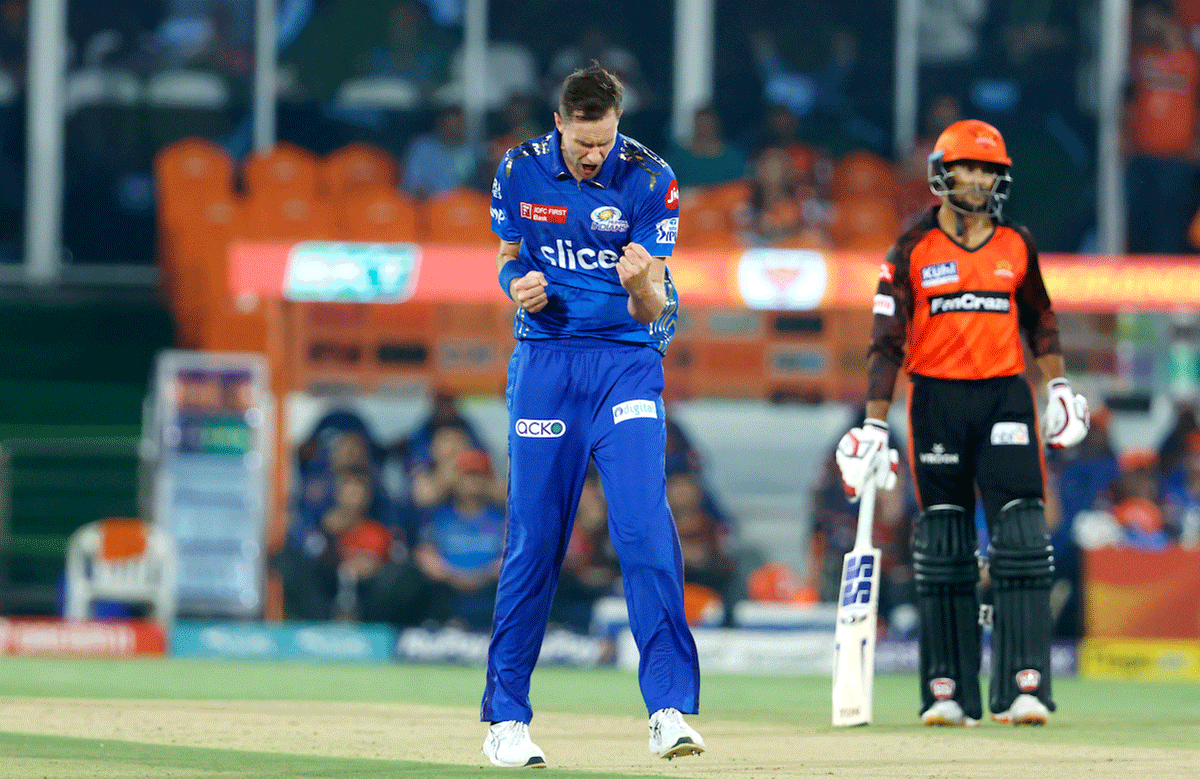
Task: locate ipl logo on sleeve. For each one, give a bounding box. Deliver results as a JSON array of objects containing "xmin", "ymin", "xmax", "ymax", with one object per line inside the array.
[{"xmin": 655, "ymin": 217, "xmax": 678, "ymax": 245}]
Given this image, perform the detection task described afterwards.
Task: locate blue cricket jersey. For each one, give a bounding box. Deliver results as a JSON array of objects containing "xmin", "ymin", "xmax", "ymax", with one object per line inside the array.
[{"xmin": 490, "ymin": 130, "xmax": 680, "ymax": 353}]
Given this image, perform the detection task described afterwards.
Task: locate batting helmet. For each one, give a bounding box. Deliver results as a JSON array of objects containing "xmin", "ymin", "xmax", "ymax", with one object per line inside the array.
[{"xmin": 927, "ymin": 119, "xmax": 1012, "ymax": 219}]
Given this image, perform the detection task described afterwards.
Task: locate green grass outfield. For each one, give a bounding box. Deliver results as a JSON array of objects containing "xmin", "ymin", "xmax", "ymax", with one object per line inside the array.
[{"xmin": 0, "ymin": 657, "xmax": 1197, "ymax": 777}]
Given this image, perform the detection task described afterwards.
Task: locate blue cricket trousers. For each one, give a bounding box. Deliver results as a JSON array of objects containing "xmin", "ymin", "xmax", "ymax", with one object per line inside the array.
[{"xmin": 481, "ymin": 338, "xmax": 700, "ymax": 724}]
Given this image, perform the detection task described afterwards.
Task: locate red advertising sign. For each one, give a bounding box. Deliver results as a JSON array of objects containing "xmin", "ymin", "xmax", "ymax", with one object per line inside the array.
[{"xmin": 0, "ymin": 619, "xmax": 167, "ymax": 656}]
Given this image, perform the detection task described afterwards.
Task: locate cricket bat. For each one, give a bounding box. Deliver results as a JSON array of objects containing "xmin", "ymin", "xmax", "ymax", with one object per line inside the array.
[{"xmin": 831, "ymin": 477, "xmax": 881, "ymax": 727}]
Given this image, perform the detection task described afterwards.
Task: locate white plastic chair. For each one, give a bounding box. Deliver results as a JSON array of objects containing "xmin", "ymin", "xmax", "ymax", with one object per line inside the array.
[{"xmin": 65, "ymin": 518, "xmax": 178, "ymax": 630}]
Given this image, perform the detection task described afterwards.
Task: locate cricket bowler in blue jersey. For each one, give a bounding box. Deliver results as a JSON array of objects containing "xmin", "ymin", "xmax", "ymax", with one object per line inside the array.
[{"xmin": 480, "ymin": 65, "xmax": 704, "ymax": 769}]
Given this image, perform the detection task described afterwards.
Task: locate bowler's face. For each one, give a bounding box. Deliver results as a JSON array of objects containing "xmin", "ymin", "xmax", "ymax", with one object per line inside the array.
[{"xmin": 555, "ymin": 108, "xmax": 619, "ymax": 181}]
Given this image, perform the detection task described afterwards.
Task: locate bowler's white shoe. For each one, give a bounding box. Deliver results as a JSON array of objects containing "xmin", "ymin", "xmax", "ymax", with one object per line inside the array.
[
  {"xmin": 648, "ymin": 707, "xmax": 705, "ymax": 759},
  {"xmin": 921, "ymin": 700, "xmax": 980, "ymax": 727},
  {"xmin": 992, "ymin": 693, "xmax": 1049, "ymax": 726},
  {"xmin": 483, "ymin": 721, "xmax": 546, "ymax": 768}
]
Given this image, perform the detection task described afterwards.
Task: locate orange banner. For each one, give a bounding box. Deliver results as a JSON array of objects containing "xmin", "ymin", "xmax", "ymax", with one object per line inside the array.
[
  {"xmin": 1083, "ymin": 546, "xmax": 1200, "ymax": 639},
  {"xmin": 228, "ymin": 242, "xmax": 1200, "ymax": 313}
]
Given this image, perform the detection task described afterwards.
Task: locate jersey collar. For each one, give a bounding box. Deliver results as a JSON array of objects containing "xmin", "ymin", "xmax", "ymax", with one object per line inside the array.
[{"xmin": 550, "ymin": 130, "xmax": 621, "ymax": 189}]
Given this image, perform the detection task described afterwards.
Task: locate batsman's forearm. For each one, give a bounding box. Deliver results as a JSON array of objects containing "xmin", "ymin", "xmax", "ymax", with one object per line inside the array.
[
  {"xmin": 1036, "ymin": 353, "xmax": 1065, "ymax": 385},
  {"xmin": 865, "ymin": 400, "xmax": 891, "ymax": 423}
]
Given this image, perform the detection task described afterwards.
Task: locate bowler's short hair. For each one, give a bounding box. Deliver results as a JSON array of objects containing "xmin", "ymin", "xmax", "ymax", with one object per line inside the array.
[{"xmin": 559, "ymin": 63, "xmax": 623, "ymax": 122}]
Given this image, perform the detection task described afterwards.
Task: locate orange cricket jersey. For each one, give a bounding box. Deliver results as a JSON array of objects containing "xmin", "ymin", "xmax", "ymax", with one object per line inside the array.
[{"xmin": 903, "ymin": 225, "xmax": 1028, "ymax": 380}]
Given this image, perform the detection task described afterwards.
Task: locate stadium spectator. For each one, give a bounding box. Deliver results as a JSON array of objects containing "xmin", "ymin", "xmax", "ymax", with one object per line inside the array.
[
  {"xmin": 1109, "ymin": 448, "xmax": 1172, "ymax": 549},
  {"xmin": 669, "ymin": 470, "xmax": 737, "ymax": 607},
  {"xmin": 275, "ymin": 464, "xmax": 407, "ymax": 622},
  {"xmin": 410, "ymin": 448, "xmax": 506, "ymax": 630},
  {"xmin": 666, "ymin": 104, "xmax": 747, "ymax": 189},
  {"xmin": 550, "ymin": 466, "xmax": 620, "ymax": 632},
  {"xmin": 547, "ymin": 22, "xmax": 651, "ymax": 112},
  {"xmin": 916, "ymin": 0, "xmax": 989, "ymax": 111},
  {"xmin": 1157, "ymin": 397, "xmax": 1200, "ymax": 477},
  {"xmin": 366, "ymin": 0, "xmax": 453, "ymax": 102},
  {"xmin": 1124, "ymin": 0, "xmax": 1200, "ymax": 254},
  {"xmin": 1163, "ymin": 431, "xmax": 1200, "ymax": 546},
  {"xmin": 486, "ymin": 92, "xmax": 546, "ymax": 172},
  {"xmin": 742, "ymin": 143, "xmax": 831, "ymax": 248},
  {"xmin": 401, "ymin": 103, "xmax": 486, "ymax": 199}
]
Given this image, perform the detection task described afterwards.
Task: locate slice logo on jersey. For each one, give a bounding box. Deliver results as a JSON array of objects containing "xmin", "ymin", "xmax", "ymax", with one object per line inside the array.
[
  {"xmin": 538, "ymin": 239, "xmax": 620, "ymax": 270},
  {"xmin": 1016, "ymin": 668, "xmax": 1041, "ymax": 692},
  {"xmin": 515, "ymin": 418, "xmax": 566, "ymax": 438},
  {"xmin": 990, "ymin": 421, "xmax": 1030, "ymax": 445},
  {"xmin": 928, "ymin": 291, "xmax": 1011, "ymax": 316},
  {"xmin": 520, "ymin": 202, "xmax": 568, "ymax": 223},
  {"xmin": 656, "ymin": 217, "xmax": 678, "ymax": 245},
  {"xmin": 920, "ymin": 261, "xmax": 959, "ymax": 288},
  {"xmin": 492, "ymin": 177, "xmax": 501, "ymax": 198},
  {"xmin": 919, "ymin": 443, "xmax": 960, "ymax": 465},
  {"xmin": 994, "ymin": 259, "xmax": 1014, "ymax": 278},
  {"xmin": 612, "ymin": 399, "xmax": 659, "ymax": 424},
  {"xmin": 590, "ymin": 206, "xmax": 629, "ymax": 232},
  {"xmin": 879, "ymin": 261, "xmax": 894, "ymax": 282},
  {"xmin": 665, "ymin": 179, "xmax": 679, "ymax": 209},
  {"xmin": 930, "ymin": 677, "xmax": 956, "ymax": 700},
  {"xmin": 872, "ymin": 293, "xmax": 895, "ymax": 316}
]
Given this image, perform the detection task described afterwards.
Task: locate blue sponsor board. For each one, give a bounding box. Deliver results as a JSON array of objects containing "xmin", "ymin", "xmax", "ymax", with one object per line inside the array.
[{"xmin": 172, "ymin": 621, "xmax": 395, "ymax": 663}]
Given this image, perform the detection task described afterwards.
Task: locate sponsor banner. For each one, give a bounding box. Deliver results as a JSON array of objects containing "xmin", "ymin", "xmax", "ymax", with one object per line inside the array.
[
  {"xmin": 283, "ymin": 242, "xmax": 421, "ymax": 303},
  {"xmin": 1083, "ymin": 546, "xmax": 1200, "ymax": 639},
  {"xmin": 231, "ymin": 244, "xmax": 1200, "ymax": 312},
  {"xmin": 0, "ymin": 618, "xmax": 165, "ymax": 657},
  {"xmin": 171, "ymin": 621, "xmax": 395, "ymax": 662},
  {"xmin": 395, "ymin": 626, "xmax": 612, "ymax": 667},
  {"xmin": 1079, "ymin": 639, "xmax": 1200, "ymax": 681},
  {"xmin": 618, "ymin": 627, "xmax": 837, "ymax": 675},
  {"xmin": 735, "ymin": 249, "xmax": 829, "ymax": 311}
]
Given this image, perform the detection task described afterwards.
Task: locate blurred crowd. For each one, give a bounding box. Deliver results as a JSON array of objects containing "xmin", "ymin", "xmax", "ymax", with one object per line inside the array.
[
  {"xmin": 1, "ymin": 0, "xmax": 1199, "ymax": 264},
  {"xmin": 272, "ymin": 391, "xmax": 747, "ymax": 634}
]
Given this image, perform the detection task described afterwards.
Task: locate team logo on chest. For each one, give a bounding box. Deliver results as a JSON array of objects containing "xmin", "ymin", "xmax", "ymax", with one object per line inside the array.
[
  {"xmin": 920, "ymin": 261, "xmax": 959, "ymax": 288},
  {"xmin": 590, "ymin": 206, "xmax": 629, "ymax": 232}
]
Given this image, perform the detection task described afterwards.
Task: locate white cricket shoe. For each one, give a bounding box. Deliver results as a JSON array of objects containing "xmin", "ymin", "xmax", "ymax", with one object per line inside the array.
[
  {"xmin": 483, "ymin": 721, "xmax": 546, "ymax": 769},
  {"xmin": 648, "ymin": 707, "xmax": 706, "ymax": 759},
  {"xmin": 992, "ymin": 693, "xmax": 1049, "ymax": 726},
  {"xmin": 921, "ymin": 700, "xmax": 980, "ymax": 727}
]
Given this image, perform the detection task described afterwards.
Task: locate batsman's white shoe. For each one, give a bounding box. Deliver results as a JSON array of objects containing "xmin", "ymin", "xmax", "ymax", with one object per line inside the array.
[
  {"xmin": 483, "ymin": 721, "xmax": 546, "ymax": 769},
  {"xmin": 648, "ymin": 707, "xmax": 705, "ymax": 760},
  {"xmin": 992, "ymin": 694, "xmax": 1049, "ymax": 726},
  {"xmin": 921, "ymin": 700, "xmax": 980, "ymax": 727}
]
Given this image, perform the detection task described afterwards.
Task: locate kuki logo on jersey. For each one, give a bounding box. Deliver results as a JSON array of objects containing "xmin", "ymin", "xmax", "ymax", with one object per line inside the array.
[
  {"xmin": 590, "ymin": 206, "xmax": 629, "ymax": 232},
  {"xmin": 920, "ymin": 261, "xmax": 959, "ymax": 288}
]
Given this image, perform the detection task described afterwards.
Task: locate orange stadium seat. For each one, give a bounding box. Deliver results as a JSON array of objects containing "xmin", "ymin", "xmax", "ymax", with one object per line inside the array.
[
  {"xmin": 676, "ymin": 186, "xmax": 742, "ymax": 249},
  {"xmin": 336, "ymin": 185, "xmax": 418, "ymax": 242},
  {"xmin": 241, "ymin": 193, "xmax": 338, "ymax": 241},
  {"xmin": 421, "ymin": 187, "xmax": 495, "ymax": 244},
  {"xmin": 242, "ymin": 142, "xmax": 321, "ymax": 201},
  {"xmin": 829, "ymin": 194, "xmax": 901, "ymax": 250},
  {"xmin": 164, "ymin": 192, "xmax": 243, "ymax": 347},
  {"xmin": 154, "ymin": 138, "xmax": 234, "ymax": 221},
  {"xmin": 829, "ymin": 150, "xmax": 899, "ymax": 203},
  {"xmin": 320, "ymin": 142, "xmax": 398, "ymax": 199}
]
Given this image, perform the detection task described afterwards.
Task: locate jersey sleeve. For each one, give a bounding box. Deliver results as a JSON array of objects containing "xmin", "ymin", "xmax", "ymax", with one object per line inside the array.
[
  {"xmin": 1013, "ymin": 224, "xmax": 1062, "ymax": 357},
  {"xmin": 866, "ymin": 243, "xmax": 911, "ymax": 402},
  {"xmin": 490, "ymin": 155, "xmax": 523, "ymax": 243},
  {"xmin": 629, "ymin": 160, "xmax": 680, "ymax": 258}
]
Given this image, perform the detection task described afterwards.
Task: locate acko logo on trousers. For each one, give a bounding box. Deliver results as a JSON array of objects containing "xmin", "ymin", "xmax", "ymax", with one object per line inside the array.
[{"xmin": 515, "ymin": 418, "xmax": 566, "ymax": 438}]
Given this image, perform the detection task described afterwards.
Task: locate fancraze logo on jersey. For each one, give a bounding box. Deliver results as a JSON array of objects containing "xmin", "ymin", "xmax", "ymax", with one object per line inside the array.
[
  {"xmin": 538, "ymin": 239, "xmax": 620, "ymax": 270},
  {"xmin": 515, "ymin": 419, "xmax": 566, "ymax": 438},
  {"xmin": 928, "ymin": 291, "xmax": 1011, "ymax": 315}
]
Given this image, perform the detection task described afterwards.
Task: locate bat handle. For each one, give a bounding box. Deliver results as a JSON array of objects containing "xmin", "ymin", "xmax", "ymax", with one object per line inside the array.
[{"xmin": 855, "ymin": 477, "xmax": 876, "ymax": 550}]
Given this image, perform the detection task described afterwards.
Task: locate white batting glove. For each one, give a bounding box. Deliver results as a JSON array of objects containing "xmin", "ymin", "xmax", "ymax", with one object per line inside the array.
[
  {"xmin": 835, "ymin": 418, "xmax": 899, "ymax": 502},
  {"xmin": 1043, "ymin": 378, "xmax": 1090, "ymax": 449}
]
